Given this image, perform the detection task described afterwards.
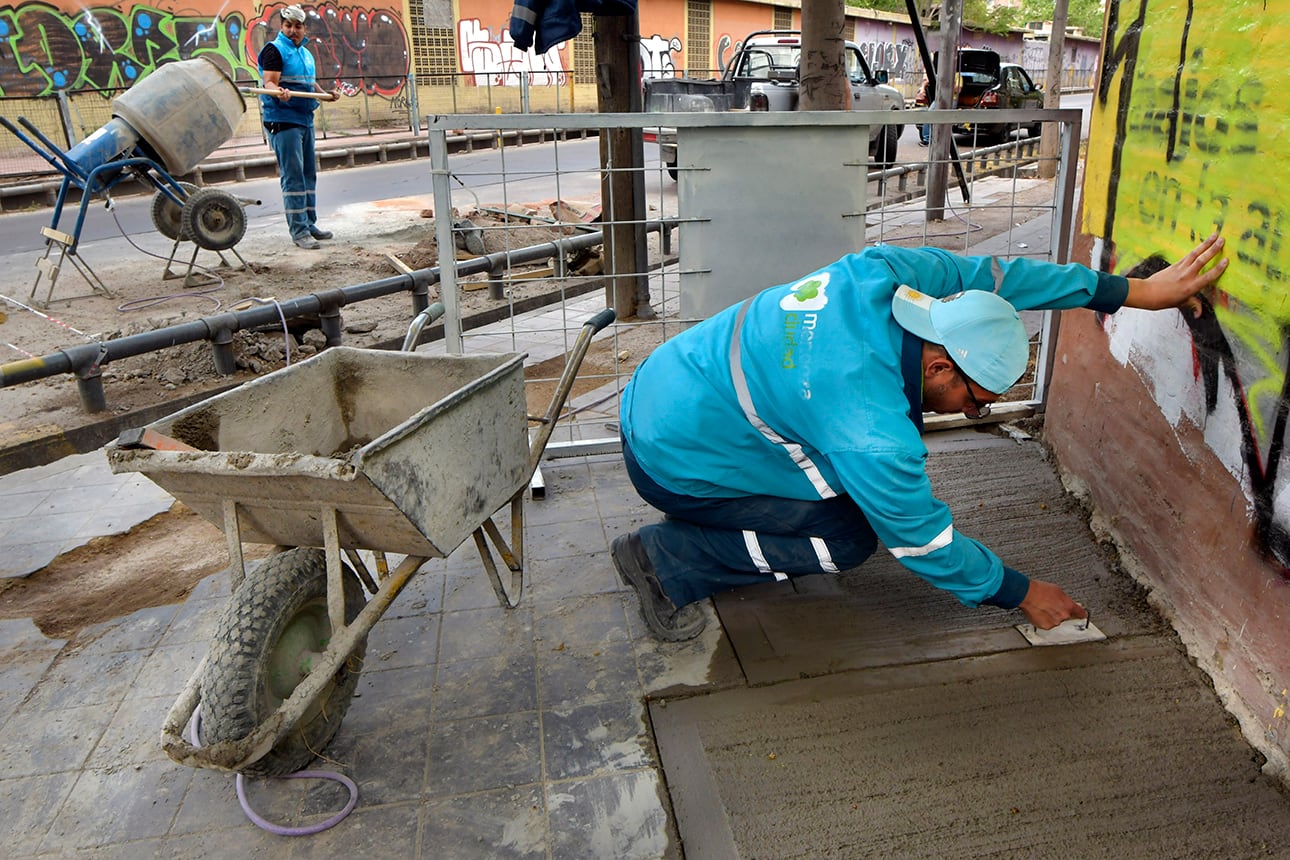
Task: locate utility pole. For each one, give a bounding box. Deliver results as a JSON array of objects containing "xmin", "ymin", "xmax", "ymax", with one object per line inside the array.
[
  {"xmin": 799, "ymin": 1, "xmax": 848, "ymax": 110},
  {"xmin": 927, "ymin": 0, "xmax": 962, "ymax": 220},
  {"xmin": 594, "ymin": 13, "xmax": 651, "ymax": 320},
  {"xmin": 1039, "ymin": 0, "xmax": 1070, "ymax": 180}
]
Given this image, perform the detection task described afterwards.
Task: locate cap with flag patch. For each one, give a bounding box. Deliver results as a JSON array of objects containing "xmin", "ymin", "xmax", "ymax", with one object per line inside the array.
[{"xmin": 891, "ymin": 285, "xmax": 1028, "ymax": 394}]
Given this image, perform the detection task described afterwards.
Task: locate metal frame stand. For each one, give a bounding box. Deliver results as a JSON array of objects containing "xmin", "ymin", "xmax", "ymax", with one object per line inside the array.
[
  {"xmin": 162, "ymin": 239, "xmax": 250, "ymax": 288},
  {"xmin": 30, "ymin": 225, "xmax": 116, "ymax": 308}
]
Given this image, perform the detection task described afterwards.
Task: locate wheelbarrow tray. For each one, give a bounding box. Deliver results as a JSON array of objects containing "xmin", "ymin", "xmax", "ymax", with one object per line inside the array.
[{"xmin": 107, "ymin": 346, "xmax": 529, "ymax": 557}]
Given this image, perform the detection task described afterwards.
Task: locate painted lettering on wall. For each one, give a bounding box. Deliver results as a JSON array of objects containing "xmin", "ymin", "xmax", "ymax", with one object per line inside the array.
[
  {"xmin": 456, "ymin": 17, "xmax": 565, "ymax": 86},
  {"xmin": 1083, "ymin": 0, "xmax": 1290, "ymax": 566},
  {"xmin": 640, "ymin": 33, "xmax": 681, "ymax": 79},
  {"xmin": 0, "ymin": 2, "xmax": 408, "ymax": 97},
  {"xmin": 855, "ymin": 38, "xmax": 916, "ymax": 79}
]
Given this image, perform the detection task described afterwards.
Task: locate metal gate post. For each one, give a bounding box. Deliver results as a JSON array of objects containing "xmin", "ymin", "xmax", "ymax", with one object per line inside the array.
[{"xmin": 428, "ymin": 128, "xmax": 464, "ymax": 353}]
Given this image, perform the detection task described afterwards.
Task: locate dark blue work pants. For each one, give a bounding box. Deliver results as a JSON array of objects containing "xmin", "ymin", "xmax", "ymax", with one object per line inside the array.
[
  {"xmin": 622, "ymin": 435, "xmax": 879, "ymax": 608},
  {"xmin": 268, "ymin": 124, "xmax": 318, "ymax": 241}
]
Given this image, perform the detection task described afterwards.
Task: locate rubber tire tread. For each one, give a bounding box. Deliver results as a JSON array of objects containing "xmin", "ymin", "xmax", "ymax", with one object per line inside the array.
[
  {"xmin": 875, "ymin": 122, "xmax": 899, "ymax": 169},
  {"xmin": 181, "ymin": 187, "xmax": 248, "ymax": 251},
  {"xmin": 149, "ymin": 181, "xmax": 198, "ymax": 241},
  {"xmin": 200, "ymin": 547, "xmax": 367, "ymax": 777}
]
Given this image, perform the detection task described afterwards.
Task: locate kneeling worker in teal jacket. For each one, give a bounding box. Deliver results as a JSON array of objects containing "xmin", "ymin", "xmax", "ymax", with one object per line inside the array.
[{"xmin": 613, "ymin": 235, "xmax": 1228, "ymax": 641}]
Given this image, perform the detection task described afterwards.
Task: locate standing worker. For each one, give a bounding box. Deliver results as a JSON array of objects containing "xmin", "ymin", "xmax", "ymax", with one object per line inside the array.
[
  {"xmin": 258, "ymin": 5, "xmax": 339, "ymax": 250},
  {"xmin": 612, "ymin": 236, "xmax": 1229, "ymax": 641}
]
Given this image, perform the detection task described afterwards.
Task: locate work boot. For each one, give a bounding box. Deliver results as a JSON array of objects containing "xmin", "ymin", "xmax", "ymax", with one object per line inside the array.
[
  {"xmin": 293, "ymin": 236, "xmax": 321, "ymax": 250},
  {"xmin": 309, "ymin": 227, "xmax": 333, "ymax": 240},
  {"xmin": 611, "ymin": 533, "xmax": 706, "ymax": 642}
]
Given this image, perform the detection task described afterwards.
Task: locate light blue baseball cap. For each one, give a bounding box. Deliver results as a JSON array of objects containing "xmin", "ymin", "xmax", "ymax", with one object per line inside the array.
[{"xmin": 891, "ymin": 285, "xmax": 1028, "ymax": 394}]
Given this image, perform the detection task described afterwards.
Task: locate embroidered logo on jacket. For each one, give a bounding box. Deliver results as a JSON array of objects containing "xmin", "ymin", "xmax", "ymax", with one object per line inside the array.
[
  {"xmin": 779, "ymin": 272, "xmax": 830, "ymax": 311},
  {"xmin": 778, "ymin": 273, "xmax": 826, "ymax": 374}
]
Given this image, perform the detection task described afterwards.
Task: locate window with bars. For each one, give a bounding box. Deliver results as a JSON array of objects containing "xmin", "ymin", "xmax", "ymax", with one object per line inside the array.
[
  {"xmin": 773, "ymin": 6, "xmax": 793, "ymax": 30},
  {"xmin": 686, "ymin": 0, "xmax": 712, "ymax": 76},
  {"xmin": 572, "ymin": 12, "xmax": 596, "ymax": 86},
  {"xmin": 408, "ymin": 1, "xmax": 457, "ymax": 84}
]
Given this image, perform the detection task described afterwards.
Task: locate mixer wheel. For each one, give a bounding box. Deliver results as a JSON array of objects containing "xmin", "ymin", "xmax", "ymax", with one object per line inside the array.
[
  {"xmin": 150, "ymin": 181, "xmax": 199, "ymax": 241},
  {"xmin": 183, "ymin": 187, "xmax": 247, "ymax": 251}
]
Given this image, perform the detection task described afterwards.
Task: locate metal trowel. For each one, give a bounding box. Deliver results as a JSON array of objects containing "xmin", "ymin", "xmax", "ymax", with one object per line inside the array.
[{"xmin": 1016, "ymin": 616, "xmax": 1106, "ymax": 646}]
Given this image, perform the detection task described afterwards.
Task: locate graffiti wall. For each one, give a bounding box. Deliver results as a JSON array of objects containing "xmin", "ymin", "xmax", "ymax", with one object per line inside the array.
[
  {"xmin": 851, "ymin": 17, "xmax": 1101, "ymax": 88},
  {"xmin": 1049, "ymin": 0, "xmax": 1290, "ymax": 776},
  {"xmin": 0, "ymin": 1, "xmax": 409, "ymax": 97},
  {"xmin": 1082, "ymin": 0, "xmax": 1286, "ymax": 562}
]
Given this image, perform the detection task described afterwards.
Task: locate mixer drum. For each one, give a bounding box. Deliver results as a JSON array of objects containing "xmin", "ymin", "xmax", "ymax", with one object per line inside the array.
[{"xmin": 112, "ymin": 57, "xmax": 246, "ymax": 176}]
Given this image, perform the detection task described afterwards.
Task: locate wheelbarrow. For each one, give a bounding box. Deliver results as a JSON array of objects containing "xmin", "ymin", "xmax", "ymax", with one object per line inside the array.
[{"xmin": 105, "ymin": 305, "xmax": 616, "ymax": 776}]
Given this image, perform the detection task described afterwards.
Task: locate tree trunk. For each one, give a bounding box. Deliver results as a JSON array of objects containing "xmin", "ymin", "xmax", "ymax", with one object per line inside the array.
[
  {"xmin": 594, "ymin": 13, "xmax": 652, "ymax": 320},
  {"xmin": 1039, "ymin": 0, "xmax": 1070, "ymax": 180},
  {"xmin": 799, "ymin": 1, "xmax": 848, "ymax": 111}
]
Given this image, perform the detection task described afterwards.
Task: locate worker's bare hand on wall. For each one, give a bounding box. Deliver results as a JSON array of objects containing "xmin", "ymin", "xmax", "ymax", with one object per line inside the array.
[
  {"xmin": 1017, "ymin": 578, "xmax": 1087, "ymax": 629},
  {"xmin": 1124, "ymin": 232, "xmax": 1228, "ymax": 316}
]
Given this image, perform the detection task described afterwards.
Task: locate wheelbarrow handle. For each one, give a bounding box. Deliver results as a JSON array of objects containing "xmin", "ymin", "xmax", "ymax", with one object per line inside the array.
[
  {"xmin": 585, "ymin": 307, "xmax": 617, "ymax": 334},
  {"xmin": 525, "ymin": 307, "xmax": 616, "ymax": 478},
  {"xmin": 402, "ymin": 301, "xmax": 447, "ymax": 352}
]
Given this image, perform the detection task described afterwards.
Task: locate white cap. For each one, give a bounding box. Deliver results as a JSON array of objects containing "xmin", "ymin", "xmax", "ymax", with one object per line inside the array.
[
  {"xmin": 891, "ymin": 285, "xmax": 1028, "ymax": 394},
  {"xmin": 280, "ymin": 5, "xmax": 307, "ymax": 23}
]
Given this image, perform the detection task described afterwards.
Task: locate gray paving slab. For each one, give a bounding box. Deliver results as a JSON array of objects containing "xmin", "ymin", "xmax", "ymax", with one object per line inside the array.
[{"xmin": 0, "ymin": 448, "xmax": 172, "ymax": 578}]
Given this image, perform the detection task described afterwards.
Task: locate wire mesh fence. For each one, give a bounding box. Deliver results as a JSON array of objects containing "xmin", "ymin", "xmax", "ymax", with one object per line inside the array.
[
  {"xmin": 420, "ymin": 108, "xmax": 1080, "ymax": 457},
  {"xmin": 0, "ymin": 106, "xmax": 1079, "ymax": 438}
]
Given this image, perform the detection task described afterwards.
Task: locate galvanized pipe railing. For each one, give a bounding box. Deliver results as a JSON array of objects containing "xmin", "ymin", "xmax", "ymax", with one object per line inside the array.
[{"xmin": 0, "ymin": 218, "xmax": 677, "ymax": 413}]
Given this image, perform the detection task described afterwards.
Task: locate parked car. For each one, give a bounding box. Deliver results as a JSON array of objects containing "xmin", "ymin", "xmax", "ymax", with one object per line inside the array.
[
  {"xmin": 643, "ymin": 30, "xmax": 905, "ymax": 179},
  {"xmin": 952, "ymin": 49, "xmax": 1045, "ymax": 144}
]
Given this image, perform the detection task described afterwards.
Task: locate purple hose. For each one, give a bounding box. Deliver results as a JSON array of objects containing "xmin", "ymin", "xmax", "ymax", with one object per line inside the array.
[{"xmin": 186, "ymin": 705, "xmax": 359, "ymax": 836}]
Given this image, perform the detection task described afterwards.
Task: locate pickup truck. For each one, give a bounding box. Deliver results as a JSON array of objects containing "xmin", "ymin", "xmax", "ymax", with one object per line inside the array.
[{"xmin": 643, "ymin": 30, "xmax": 905, "ymax": 179}]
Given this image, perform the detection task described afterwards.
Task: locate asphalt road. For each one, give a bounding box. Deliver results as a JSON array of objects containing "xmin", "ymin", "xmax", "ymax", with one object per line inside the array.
[{"xmin": 0, "ymin": 92, "xmax": 1093, "ymax": 280}]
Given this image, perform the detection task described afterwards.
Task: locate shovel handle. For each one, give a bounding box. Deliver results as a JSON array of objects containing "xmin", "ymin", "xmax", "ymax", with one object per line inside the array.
[{"xmin": 240, "ymin": 87, "xmax": 333, "ymax": 100}]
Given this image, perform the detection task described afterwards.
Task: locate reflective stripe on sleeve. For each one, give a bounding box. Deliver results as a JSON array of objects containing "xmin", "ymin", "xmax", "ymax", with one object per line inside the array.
[{"xmin": 887, "ymin": 524, "xmax": 954, "ymax": 559}]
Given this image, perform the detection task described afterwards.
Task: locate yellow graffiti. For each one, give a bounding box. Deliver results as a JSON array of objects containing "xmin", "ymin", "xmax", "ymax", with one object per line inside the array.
[
  {"xmin": 1083, "ymin": 0, "xmax": 1290, "ymax": 459},
  {"xmin": 1085, "ymin": 0, "xmax": 1289, "ymax": 309}
]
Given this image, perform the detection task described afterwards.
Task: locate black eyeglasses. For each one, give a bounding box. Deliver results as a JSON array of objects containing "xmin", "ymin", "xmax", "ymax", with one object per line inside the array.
[{"xmin": 949, "ymin": 358, "xmax": 991, "ymax": 419}]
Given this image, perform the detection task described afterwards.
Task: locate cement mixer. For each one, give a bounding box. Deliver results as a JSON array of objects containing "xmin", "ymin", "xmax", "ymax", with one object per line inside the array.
[{"xmin": 0, "ymin": 57, "xmax": 253, "ymax": 305}]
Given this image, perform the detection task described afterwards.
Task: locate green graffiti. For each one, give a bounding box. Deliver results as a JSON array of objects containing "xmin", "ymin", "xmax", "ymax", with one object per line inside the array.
[{"xmin": 0, "ymin": 3, "xmax": 410, "ymax": 97}]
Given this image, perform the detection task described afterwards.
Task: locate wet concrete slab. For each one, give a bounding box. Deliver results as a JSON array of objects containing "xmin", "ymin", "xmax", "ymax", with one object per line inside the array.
[
  {"xmin": 714, "ymin": 432, "xmax": 1162, "ymax": 685},
  {"xmin": 652, "ymin": 430, "xmax": 1290, "ymax": 857},
  {"xmin": 651, "ymin": 638, "xmax": 1290, "ymax": 859}
]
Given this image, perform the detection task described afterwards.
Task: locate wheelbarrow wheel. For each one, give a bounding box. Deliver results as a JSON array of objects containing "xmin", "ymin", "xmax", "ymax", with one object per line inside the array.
[
  {"xmin": 181, "ymin": 187, "xmax": 247, "ymax": 251},
  {"xmin": 150, "ymin": 181, "xmax": 198, "ymax": 241},
  {"xmin": 199, "ymin": 547, "xmax": 367, "ymax": 777}
]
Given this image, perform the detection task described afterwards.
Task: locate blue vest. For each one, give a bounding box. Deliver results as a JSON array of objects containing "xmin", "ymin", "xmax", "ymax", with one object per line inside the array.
[{"xmin": 259, "ymin": 31, "xmax": 319, "ymax": 126}]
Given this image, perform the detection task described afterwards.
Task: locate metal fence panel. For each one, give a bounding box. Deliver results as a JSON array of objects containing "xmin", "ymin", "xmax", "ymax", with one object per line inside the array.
[{"xmin": 422, "ymin": 109, "xmax": 1081, "ymax": 457}]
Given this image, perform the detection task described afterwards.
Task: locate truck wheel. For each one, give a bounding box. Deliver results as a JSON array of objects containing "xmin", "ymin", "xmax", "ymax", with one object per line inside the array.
[
  {"xmin": 666, "ymin": 160, "xmax": 678, "ymax": 181},
  {"xmin": 875, "ymin": 123, "xmax": 899, "ymax": 169},
  {"xmin": 199, "ymin": 548, "xmax": 367, "ymax": 777}
]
